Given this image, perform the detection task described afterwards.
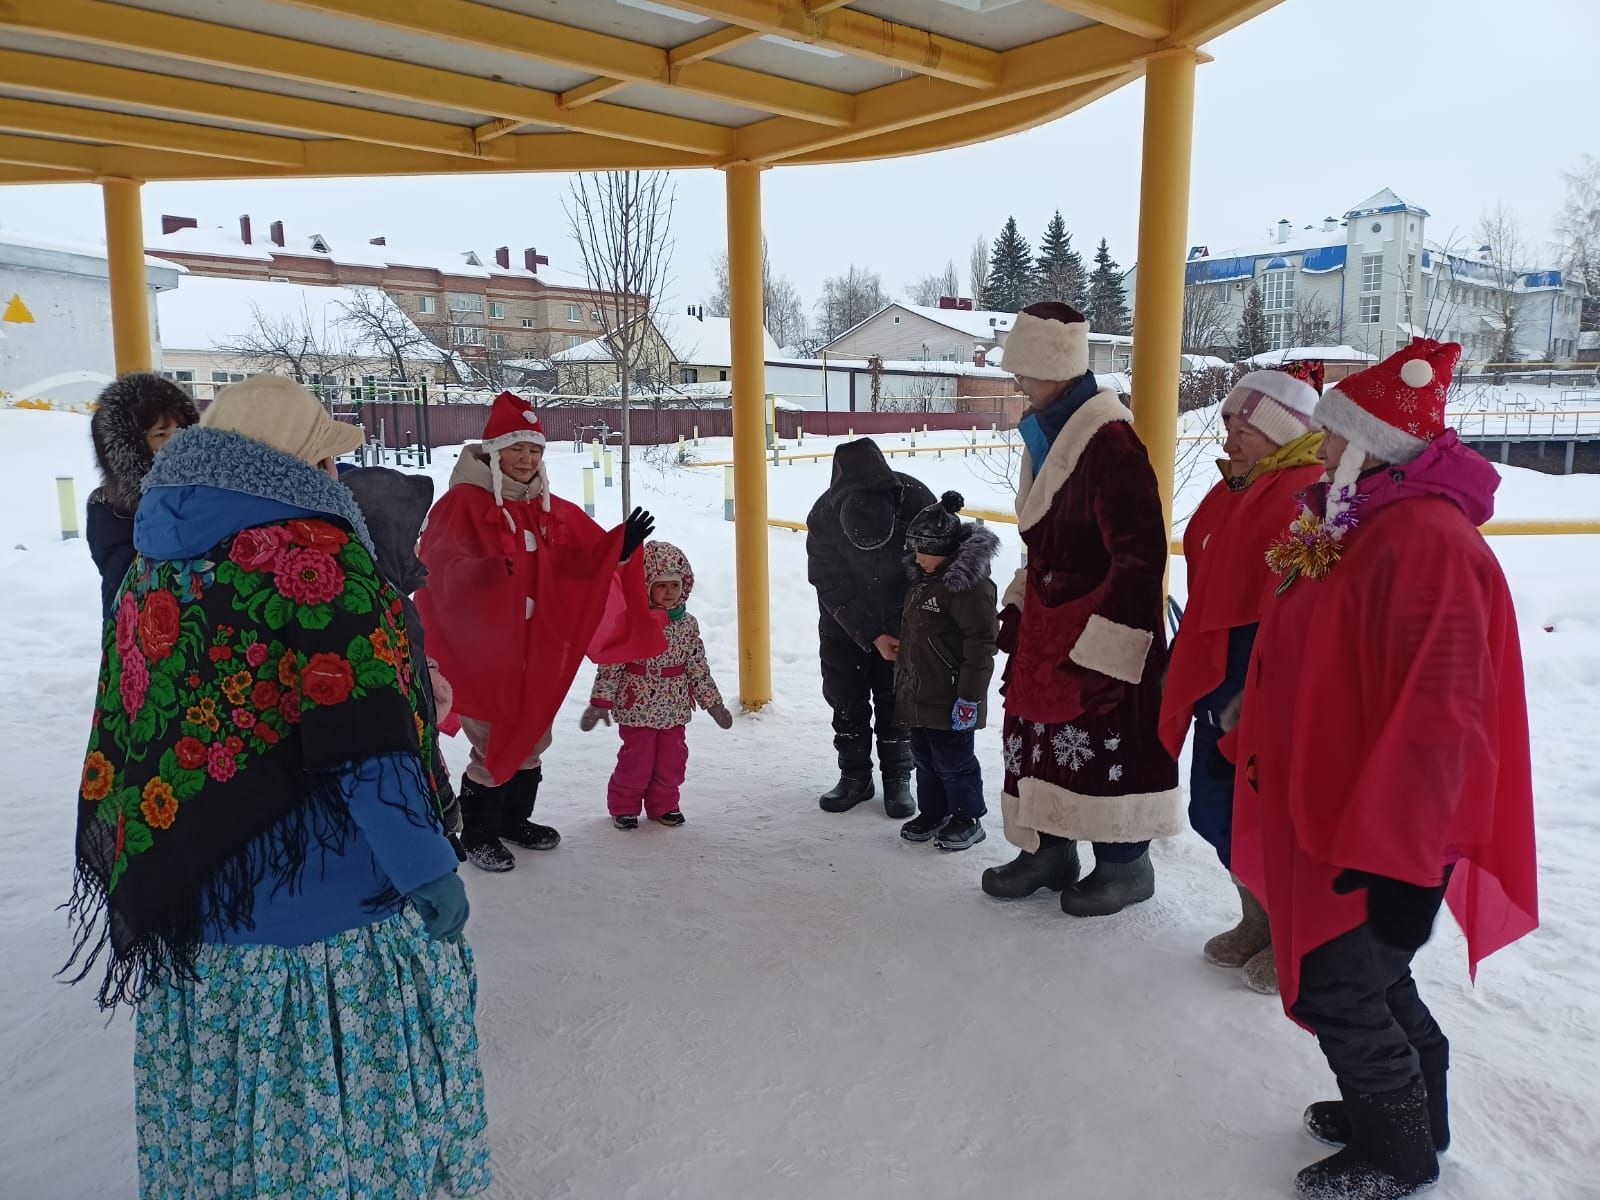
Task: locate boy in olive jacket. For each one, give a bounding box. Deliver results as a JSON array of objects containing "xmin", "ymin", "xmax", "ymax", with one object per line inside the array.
[{"xmin": 894, "ymin": 491, "xmax": 1001, "ymax": 851}]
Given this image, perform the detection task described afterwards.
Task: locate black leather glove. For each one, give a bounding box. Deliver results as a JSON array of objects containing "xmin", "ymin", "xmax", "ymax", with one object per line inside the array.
[
  {"xmin": 620, "ymin": 507, "xmax": 655, "ymax": 562},
  {"xmin": 1333, "ymin": 870, "xmax": 1448, "ymax": 952}
]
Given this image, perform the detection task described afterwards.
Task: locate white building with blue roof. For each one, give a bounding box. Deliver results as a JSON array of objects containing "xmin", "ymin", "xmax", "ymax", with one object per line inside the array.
[{"xmin": 1127, "ymin": 188, "xmax": 1583, "ymax": 364}]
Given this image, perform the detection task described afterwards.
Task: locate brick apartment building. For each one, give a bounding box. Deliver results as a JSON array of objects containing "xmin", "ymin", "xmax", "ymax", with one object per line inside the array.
[{"xmin": 147, "ymin": 214, "xmax": 618, "ymax": 380}]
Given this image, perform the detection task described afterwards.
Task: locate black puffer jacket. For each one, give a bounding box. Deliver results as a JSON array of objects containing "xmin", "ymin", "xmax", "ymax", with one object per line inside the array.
[
  {"xmin": 894, "ymin": 527, "xmax": 1001, "ymax": 729},
  {"xmin": 86, "ymin": 374, "xmax": 198, "ymax": 618},
  {"xmin": 806, "ymin": 439, "xmax": 936, "ymax": 648}
]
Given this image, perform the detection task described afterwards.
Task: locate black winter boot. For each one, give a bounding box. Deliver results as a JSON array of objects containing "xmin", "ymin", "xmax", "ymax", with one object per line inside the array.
[
  {"xmin": 878, "ymin": 735, "xmax": 915, "ymax": 818},
  {"xmin": 501, "ymin": 767, "xmax": 560, "ymax": 851},
  {"xmin": 900, "ymin": 813, "xmax": 947, "ymax": 843},
  {"xmin": 459, "ymin": 777, "xmax": 515, "ymax": 873},
  {"xmin": 1295, "ymin": 1080, "xmax": 1440, "ymax": 1199},
  {"xmin": 1060, "ymin": 850, "xmax": 1155, "ymax": 917},
  {"xmin": 1306, "ymin": 1045, "xmax": 1450, "ymax": 1154},
  {"xmin": 934, "ymin": 816, "xmax": 986, "ymax": 852},
  {"xmin": 820, "ymin": 770, "xmax": 875, "ymax": 812},
  {"xmin": 981, "ymin": 839, "xmax": 1080, "ymax": 898}
]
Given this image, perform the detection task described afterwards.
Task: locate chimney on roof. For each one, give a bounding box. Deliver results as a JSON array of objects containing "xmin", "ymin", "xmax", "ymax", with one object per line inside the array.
[
  {"xmin": 938, "ymin": 296, "xmax": 957, "ymax": 309},
  {"xmin": 161, "ymin": 214, "xmax": 196, "ymax": 236},
  {"xmin": 524, "ymin": 247, "xmax": 548, "ymax": 273},
  {"xmin": 269, "ymin": 220, "xmax": 285, "ymax": 247},
  {"xmin": 973, "ymin": 346, "xmax": 987, "ymax": 368},
  {"xmin": 1323, "ymin": 216, "xmax": 1338, "ymax": 232},
  {"xmin": 495, "ymin": 246, "xmax": 510, "ymax": 269},
  {"xmin": 1276, "ymin": 218, "xmax": 1291, "ymax": 244},
  {"xmin": 239, "ymin": 215, "xmax": 252, "ymax": 245},
  {"xmin": 370, "ymin": 236, "xmax": 386, "ymax": 246},
  {"xmin": 686, "ymin": 304, "xmax": 704, "ymax": 321}
]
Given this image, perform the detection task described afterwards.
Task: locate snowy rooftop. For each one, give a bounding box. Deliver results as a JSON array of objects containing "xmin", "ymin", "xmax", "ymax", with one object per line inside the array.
[
  {"xmin": 147, "ymin": 221, "xmax": 590, "ymax": 288},
  {"xmin": 1, "ymin": 226, "xmax": 182, "ymax": 273},
  {"xmin": 553, "ymin": 312, "xmax": 780, "ymax": 368},
  {"xmin": 898, "ymin": 302, "xmax": 1017, "ymax": 340},
  {"xmin": 1244, "ymin": 345, "xmax": 1377, "ymax": 366},
  {"xmin": 157, "ymin": 276, "xmax": 443, "ymax": 358},
  {"xmin": 1344, "ymin": 186, "xmax": 1429, "ymax": 219}
]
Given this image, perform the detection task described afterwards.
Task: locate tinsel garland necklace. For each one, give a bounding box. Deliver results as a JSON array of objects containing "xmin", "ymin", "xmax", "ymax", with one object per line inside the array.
[{"xmin": 1265, "ymin": 482, "xmax": 1367, "ymax": 595}]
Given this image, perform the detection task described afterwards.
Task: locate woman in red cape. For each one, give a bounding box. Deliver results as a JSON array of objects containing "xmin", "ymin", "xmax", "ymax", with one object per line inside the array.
[
  {"xmin": 418, "ymin": 392, "xmax": 663, "ymax": 872},
  {"xmin": 1158, "ymin": 365, "xmax": 1324, "ymax": 993},
  {"xmin": 1230, "ymin": 342, "xmax": 1537, "ymax": 1200}
]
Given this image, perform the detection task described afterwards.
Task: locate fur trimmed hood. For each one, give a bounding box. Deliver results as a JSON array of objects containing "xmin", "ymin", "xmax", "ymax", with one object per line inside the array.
[
  {"xmin": 90, "ymin": 374, "xmax": 198, "ymax": 511},
  {"xmin": 139, "ymin": 425, "xmax": 375, "ymax": 557},
  {"xmin": 906, "ymin": 525, "xmax": 1000, "ymax": 592}
]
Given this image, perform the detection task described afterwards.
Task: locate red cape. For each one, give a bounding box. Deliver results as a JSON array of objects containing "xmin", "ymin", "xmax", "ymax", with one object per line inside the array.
[
  {"xmin": 1159, "ymin": 463, "xmax": 1322, "ymax": 756},
  {"xmin": 1231, "ymin": 487, "xmax": 1538, "ymax": 1020},
  {"xmin": 416, "ymin": 481, "xmax": 664, "ymax": 783}
]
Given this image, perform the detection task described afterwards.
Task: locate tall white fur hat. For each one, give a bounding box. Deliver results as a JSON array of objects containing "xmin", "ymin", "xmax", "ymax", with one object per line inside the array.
[{"xmin": 1001, "ymin": 302, "xmax": 1090, "ymax": 382}]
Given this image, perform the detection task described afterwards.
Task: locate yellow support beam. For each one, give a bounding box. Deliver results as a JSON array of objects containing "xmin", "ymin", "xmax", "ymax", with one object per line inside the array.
[
  {"xmin": 1038, "ymin": 0, "xmax": 1175, "ymax": 40},
  {"xmin": 0, "ymin": 96, "xmax": 307, "ymax": 166},
  {"xmin": 271, "ymin": 0, "xmax": 854, "ymax": 126},
  {"xmin": 0, "ymin": 0, "xmax": 734, "ymax": 157},
  {"xmin": 0, "ymin": 132, "xmax": 100, "ymax": 173},
  {"xmin": 669, "ymin": 26, "xmax": 761, "ymax": 67},
  {"xmin": 725, "ymin": 163, "xmax": 773, "ymax": 710},
  {"xmin": 664, "ymin": 1, "xmax": 1002, "ymax": 88},
  {"xmin": 0, "ymin": 162, "xmax": 84, "ymax": 184},
  {"xmin": 736, "ymin": 23, "xmax": 1149, "ymax": 162},
  {"xmin": 789, "ymin": 72, "xmax": 1137, "ymax": 166},
  {"xmin": 0, "ymin": 50, "xmax": 503, "ymax": 161},
  {"xmin": 559, "ymin": 77, "xmax": 631, "ymax": 108},
  {"xmin": 101, "ymin": 178, "xmax": 151, "ymax": 374},
  {"xmin": 1127, "ymin": 49, "xmax": 1199, "ymax": 549}
]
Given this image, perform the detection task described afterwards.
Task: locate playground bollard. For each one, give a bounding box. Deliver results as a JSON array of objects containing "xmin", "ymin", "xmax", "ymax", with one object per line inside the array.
[
  {"xmin": 798, "ymin": 424, "xmax": 804, "ymax": 443},
  {"xmin": 848, "ymin": 427, "xmax": 854, "ymax": 439},
  {"xmin": 591, "ymin": 438, "xmax": 602, "ymax": 467},
  {"xmin": 582, "ymin": 465, "xmax": 596, "ymax": 517},
  {"xmin": 678, "ymin": 433, "xmax": 686, "ymax": 462},
  {"xmin": 771, "ymin": 443, "xmax": 780, "ymax": 466},
  {"xmin": 693, "ymin": 424, "xmax": 700, "ymax": 446},
  {"xmin": 603, "ymin": 447, "xmax": 614, "ymax": 488},
  {"xmin": 56, "ymin": 476, "xmax": 78, "ymax": 540},
  {"xmin": 723, "ymin": 465, "xmax": 734, "ymax": 522}
]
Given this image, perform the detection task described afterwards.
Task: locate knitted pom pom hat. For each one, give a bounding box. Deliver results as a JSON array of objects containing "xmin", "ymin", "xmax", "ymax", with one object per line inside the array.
[{"xmin": 905, "ymin": 490, "xmax": 967, "ymax": 556}]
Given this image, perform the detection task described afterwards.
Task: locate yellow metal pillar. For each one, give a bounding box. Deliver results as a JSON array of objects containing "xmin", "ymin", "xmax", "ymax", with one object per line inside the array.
[
  {"xmin": 724, "ymin": 163, "xmax": 771, "ymax": 709},
  {"xmin": 102, "ymin": 178, "xmax": 152, "ymax": 374},
  {"xmin": 1128, "ymin": 49, "xmax": 1199, "ymax": 544}
]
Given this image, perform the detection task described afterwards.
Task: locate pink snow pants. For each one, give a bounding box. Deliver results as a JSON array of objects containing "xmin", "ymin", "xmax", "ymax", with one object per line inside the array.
[{"xmin": 607, "ymin": 725, "xmax": 689, "ymax": 818}]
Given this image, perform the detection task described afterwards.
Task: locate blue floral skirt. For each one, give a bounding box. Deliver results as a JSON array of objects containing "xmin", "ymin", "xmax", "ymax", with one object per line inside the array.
[{"xmin": 134, "ymin": 907, "xmax": 493, "ymax": 1199}]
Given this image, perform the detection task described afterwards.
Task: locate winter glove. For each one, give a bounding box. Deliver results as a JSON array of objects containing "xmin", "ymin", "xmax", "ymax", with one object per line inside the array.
[
  {"xmin": 580, "ymin": 705, "xmax": 612, "ymax": 731},
  {"xmin": 1332, "ymin": 870, "xmax": 1449, "ymax": 952},
  {"xmin": 951, "ymin": 699, "xmax": 979, "ymax": 732},
  {"xmin": 996, "ymin": 605, "xmax": 1021, "ymax": 655},
  {"xmin": 708, "ymin": 704, "xmax": 734, "ymax": 730},
  {"xmin": 620, "ymin": 507, "xmax": 655, "ymax": 562},
  {"xmin": 410, "ymin": 871, "xmax": 469, "ymax": 941},
  {"xmin": 1076, "ymin": 671, "xmax": 1124, "ymax": 717}
]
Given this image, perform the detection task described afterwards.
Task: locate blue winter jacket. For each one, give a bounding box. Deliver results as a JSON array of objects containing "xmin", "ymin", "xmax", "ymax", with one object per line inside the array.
[{"xmin": 135, "ymin": 483, "xmax": 459, "ymax": 947}]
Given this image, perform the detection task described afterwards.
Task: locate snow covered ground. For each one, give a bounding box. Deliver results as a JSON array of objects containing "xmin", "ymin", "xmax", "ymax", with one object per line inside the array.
[{"xmin": 2, "ymin": 408, "xmax": 1598, "ymax": 1199}]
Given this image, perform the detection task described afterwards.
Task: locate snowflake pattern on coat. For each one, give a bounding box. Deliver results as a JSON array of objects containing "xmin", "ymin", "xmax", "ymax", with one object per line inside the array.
[
  {"xmin": 1003, "ymin": 731, "xmax": 1024, "ymax": 778},
  {"xmin": 1051, "ymin": 724, "xmax": 1096, "ymax": 771}
]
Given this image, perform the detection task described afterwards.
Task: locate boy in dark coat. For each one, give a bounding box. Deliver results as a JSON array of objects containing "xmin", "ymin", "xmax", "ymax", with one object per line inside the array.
[
  {"xmin": 86, "ymin": 373, "xmax": 198, "ymax": 618},
  {"xmin": 805, "ymin": 438, "xmax": 936, "ymax": 818},
  {"xmin": 894, "ymin": 492, "xmax": 1000, "ymax": 852}
]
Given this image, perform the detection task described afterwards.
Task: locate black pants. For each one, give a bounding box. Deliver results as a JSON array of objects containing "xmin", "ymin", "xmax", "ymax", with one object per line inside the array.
[
  {"xmin": 819, "ymin": 626, "xmax": 909, "ymax": 776},
  {"xmin": 909, "ymin": 728, "xmax": 986, "ymax": 821},
  {"xmin": 1291, "ymin": 919, "xmax": 1449, "ymax": 1094},
  {"xmin": 1038, "ymin": 832, "xmax": 1149, "ymax": 865}
]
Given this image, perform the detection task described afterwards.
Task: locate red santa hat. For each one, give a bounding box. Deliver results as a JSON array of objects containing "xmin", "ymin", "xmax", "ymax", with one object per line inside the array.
[
  {"xmin": 480, "ymin": 390, "xmax": 551, "ymax": 519},
  {"xmin": 1317, "ymin": 339, "xmax": 1461, "ymax": 527},
  {"xmin": 1001, "ymin": 301, "xmax": 1090, "ymax": 382},
  {"xmin": 1315, "ymin": 340, "xmax": 1459, "ymax": 467}
]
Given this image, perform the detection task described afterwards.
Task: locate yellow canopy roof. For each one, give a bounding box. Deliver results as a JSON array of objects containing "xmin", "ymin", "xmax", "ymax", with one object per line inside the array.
[{"xmin": 0, "ymin": 0, "xmax": 1280, "ymax": 185}]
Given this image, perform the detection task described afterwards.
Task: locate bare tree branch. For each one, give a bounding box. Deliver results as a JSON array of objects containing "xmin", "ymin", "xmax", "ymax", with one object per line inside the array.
[{"xmin": 217, "ymin": 300, "xmax": 363, "ymax": 393}]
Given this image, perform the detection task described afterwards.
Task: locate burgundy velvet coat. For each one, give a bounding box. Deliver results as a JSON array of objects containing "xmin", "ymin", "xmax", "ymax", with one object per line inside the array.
[{"xmin": 999, "ymin": 387, "xmax": 1182, "ymax": 850}]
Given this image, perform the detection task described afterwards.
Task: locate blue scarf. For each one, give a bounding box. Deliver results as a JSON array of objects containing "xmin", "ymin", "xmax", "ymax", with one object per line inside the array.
[{"xmin": 1018, "ymin": 372, "xmax": 1100, "ymax": 477}]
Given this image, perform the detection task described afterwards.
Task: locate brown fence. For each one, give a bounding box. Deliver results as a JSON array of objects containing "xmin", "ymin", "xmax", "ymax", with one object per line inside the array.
[{"xmin": 775, "ymin": 411, "xmax": 1012, "ymax": 438}]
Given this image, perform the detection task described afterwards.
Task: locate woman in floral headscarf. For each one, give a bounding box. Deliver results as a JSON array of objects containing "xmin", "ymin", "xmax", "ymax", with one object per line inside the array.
[{"xmin": 68, "ymin": 375, "xmax": 491, "ymax": 1200}]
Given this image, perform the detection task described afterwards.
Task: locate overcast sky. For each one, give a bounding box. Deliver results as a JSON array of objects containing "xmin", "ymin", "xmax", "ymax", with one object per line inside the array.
[{"xmin": 0, "ymin": 0, "xmax": 1592, "ymax": 321}]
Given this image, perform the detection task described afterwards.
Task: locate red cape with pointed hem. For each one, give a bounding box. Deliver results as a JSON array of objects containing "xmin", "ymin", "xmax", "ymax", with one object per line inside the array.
[
  {"xmin": 1231, "ymin": 450, "xmax": 1537, "ymax": 1020},
  {"xmin": 1158, "ymin": 463, "xmax": 1322, "ymax": 757},
  {"xmin": 416, "ymin": 482, "xmax": 663, "ymax": 783}
]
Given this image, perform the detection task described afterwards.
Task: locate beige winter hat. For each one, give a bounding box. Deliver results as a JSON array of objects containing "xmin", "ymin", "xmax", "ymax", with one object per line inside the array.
[{"xmin": 201, "ymin": 375, "xmax": 365, "ymax": 465}]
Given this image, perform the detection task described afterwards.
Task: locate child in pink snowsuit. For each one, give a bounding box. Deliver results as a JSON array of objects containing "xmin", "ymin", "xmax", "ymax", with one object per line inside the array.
[{"xmin": 581, "ymin": 541, "xmax": 732, "ymax": 829}]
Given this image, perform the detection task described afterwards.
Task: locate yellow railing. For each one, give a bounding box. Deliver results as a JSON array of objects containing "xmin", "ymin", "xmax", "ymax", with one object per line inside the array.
[{"xmin": 767, "ymin": 514, "xmax": 1600, "ymax": 549}]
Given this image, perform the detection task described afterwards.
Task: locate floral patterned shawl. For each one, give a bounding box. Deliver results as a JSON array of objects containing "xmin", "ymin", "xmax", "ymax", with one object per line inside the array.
[{"xmin": 69, "ymin": 444, "xmax": 431, "ymax": 1007}]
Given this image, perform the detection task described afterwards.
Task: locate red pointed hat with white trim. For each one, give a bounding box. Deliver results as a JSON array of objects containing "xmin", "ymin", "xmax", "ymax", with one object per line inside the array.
[
  {"xmin": 481, "ymin": 390, "xmax": 546, "ymax": 451},
  {"xmin": 1314, "ymin": 339, "xmax": 1461, "ymax": 465}
]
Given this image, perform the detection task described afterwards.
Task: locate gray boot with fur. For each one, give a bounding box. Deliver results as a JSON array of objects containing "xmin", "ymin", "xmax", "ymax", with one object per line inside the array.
[{"xmin": 1204, "ymin": 879, "xmax": 1272, "ymax": 968}]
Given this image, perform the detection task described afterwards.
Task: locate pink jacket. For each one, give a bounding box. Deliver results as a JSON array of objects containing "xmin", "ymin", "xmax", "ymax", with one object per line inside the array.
[{"xmin": 590, "ymin": 541, "xmax": 723, "ymax": 730}]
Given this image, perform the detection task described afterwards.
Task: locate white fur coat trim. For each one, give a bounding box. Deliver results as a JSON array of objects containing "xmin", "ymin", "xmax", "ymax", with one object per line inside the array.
[
  {"xmin": 1069, "ymin": 613, "xmax": 1152, "ymax": 685},
  {"xmin": 1015, "ymin": 388, "xmax": 1132, "ymax": 534},
  {"xmin": 1001, "ymin": 779, "xmax": 1184, "ymax": 852}
]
